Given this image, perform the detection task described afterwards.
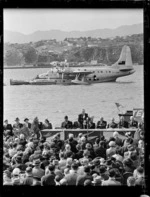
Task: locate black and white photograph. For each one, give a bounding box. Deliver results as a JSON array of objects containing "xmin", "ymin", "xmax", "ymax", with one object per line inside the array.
[{"xmin": 3, "ymin": 8, "xmax": 145, "ymax": 188}]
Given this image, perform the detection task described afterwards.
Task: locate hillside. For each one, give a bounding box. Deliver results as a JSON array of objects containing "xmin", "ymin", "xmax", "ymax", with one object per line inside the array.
[
  {"xmin": 4, "ymin": 23, "xmax": 143, "ymax": 43},
  {"xmin": 4, "ymin": 34, "xmax": 143, "ymax": 66}
]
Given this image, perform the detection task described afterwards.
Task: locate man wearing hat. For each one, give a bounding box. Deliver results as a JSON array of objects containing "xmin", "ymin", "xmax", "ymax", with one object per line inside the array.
[
  {"xmin": 41, "ymin": 164, "xmax": 56, "ymax": 186},
  {"xmin": 102, "ymin": 169, "xmax": 121, "ymax": 186},
  {"xmin": 3, "ymin": 120, "xmax": 13, "ymax": 136},
  {"xmin": 76, "ymin": 166, "xmax": 93, "ymax": 185},
  {"xmin": 13, "ymin": 118, "xmax": 23, "ymax": 130},
  {"xmin": 32, "ymin": 159, "xmax": 44, "ymax": 179},
  {"xmin": 22, "ymin": 167, "xmax": 34, "ymax": 185},
  {"xmin": 24, "ymin": 118, "xmax": 31, "ymax": 129},
  {"xmin": 61, "ymin": 116, "xmax": 73, "ymax": 129}
]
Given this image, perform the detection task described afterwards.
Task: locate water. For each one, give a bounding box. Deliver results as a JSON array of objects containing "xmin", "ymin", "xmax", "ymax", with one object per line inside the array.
[{"xmin": 4, "ymin": 66, "xmax": 144, "ymax": 128}]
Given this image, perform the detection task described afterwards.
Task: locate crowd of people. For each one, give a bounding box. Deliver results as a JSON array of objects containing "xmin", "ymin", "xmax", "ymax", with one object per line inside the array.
[{"xmin": 3, "ymin": 109, "xmax": 145, "ymax": 186}]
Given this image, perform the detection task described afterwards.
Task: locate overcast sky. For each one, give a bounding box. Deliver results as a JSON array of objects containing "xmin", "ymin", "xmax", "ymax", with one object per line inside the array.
[{"xmin": 4, "ymin": 9, "xmax": 143, "ymax": 34}]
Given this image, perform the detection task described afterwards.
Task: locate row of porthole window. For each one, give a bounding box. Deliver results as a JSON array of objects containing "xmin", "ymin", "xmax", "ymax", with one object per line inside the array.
[{"xmin": 78, "ymin": 69, "xmax": 114, "ymax": 74}]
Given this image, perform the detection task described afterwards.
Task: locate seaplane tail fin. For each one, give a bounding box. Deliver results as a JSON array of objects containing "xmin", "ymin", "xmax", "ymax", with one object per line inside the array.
[{"xmin": 112, "ymin": 45, "xmax": 133, "ymax": 70}]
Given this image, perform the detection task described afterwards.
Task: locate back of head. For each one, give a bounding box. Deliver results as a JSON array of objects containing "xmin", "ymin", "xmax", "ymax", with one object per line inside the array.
[
  {"xmin": 113, "ymin": 131, "xmax": 119, "ymax": 138},
  {"xmin": 130, "ymin": 152, "xmax": 138, "ymax": 161},
  {"xmin": 100, "ymin": 166, "xmax": 106, "ymax": 174},
  {"xmin": 55, "ymin": 175, "xmax": 61, "ymax": 182},
  {"xmin": 123, "ymin": 158, "xmax": 133, "ymax": 168},
  {"xmin": 71, "ymin": 163, "xmax": 78, "ymax": 171},
  {"xmin": 127, "ymin": 176, "xmax": 136, "ymax": 186},
  {"xmin": 48, "ymin": 164, "xmax": 55, "ymax": 172},
  {"xmin": 76, "ymin": 144, "xmax": 82, "ymax": 151},
  {"xmin": 109, "ymin": 169, "xmax": 116, "ymax": 178},
  {"xmin": 137, "ymin": 166, "xmax": 144, "ymax": 174},
  {"xmin": 84, "ymin": 166, "xmax": 90, "ymax": 173},
  {"xmin": 99, "ymin": 141, "xmax": 104, "ymax": 147}
]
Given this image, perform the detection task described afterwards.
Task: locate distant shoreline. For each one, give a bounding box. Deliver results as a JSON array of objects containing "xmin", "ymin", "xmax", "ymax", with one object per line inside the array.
[{"xmin": 4, "ymin": 64, "xmax": 142, "ymax": 69}]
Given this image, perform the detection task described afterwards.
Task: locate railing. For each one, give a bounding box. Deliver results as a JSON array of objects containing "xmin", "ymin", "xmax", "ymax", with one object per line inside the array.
[{"xmin": 40, "ymin": 128, "xmax": 138, "ymax": 141}]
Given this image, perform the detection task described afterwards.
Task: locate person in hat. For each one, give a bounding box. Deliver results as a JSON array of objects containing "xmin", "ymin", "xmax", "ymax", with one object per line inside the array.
[
  {"xmin": 106, "ymin": 141, "xmax": 116, "ymax": 159},
  {"xmin": 99, "ymin": 166, "xmax": 109, "ymax": 181},
  {"xmin": 24, "ymin": 118, "xmax": 31, "ymax": 129},
  {"xmin": 41, "ymin": 164, "xmax": 56, "ymax": 186},
  {"xmin": 32, "ymin": 159, "xmax": 44, "ymax": 179},
  {"xmin": 3, "ymin": 119, "xmax": 13, "ymax": 136},
  {"xmin": 102, "ymin": 169, "xmax": 121, "ymax": 186},
  {"xmin": 76, "ymin": 166, "xmax": 93, "ymax": 186},
  {"xmin": 22, "ymin": 167, "xmax": 34, "ymax": 185},
  {"xmin": 64, "ymin": 162, "xmax": 79, "ymax": 185},
  {"xmin": 61, "ymin": 116, "xmax": 73, "ymax": 129},
  {"xmin": 90, "ymin": 158, "xmax": 100, "ymax": 174},
  {"xmin": 13, "ymin": 118, "xmax": 23, "ymax": 130}
]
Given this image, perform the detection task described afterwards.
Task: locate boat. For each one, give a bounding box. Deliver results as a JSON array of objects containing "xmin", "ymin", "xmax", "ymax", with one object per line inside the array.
[{"xmin": 10, "ymin": 79, "xmax": 30, "ymax": 85}]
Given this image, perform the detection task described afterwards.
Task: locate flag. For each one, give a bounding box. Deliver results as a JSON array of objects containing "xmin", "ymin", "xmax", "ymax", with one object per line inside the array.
[{"xmin": 115, "ymin": 103, "xmax": 124, "ymax": 112}]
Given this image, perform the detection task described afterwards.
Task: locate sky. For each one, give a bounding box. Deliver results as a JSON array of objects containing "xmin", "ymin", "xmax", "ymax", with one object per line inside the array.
[{"xmin": 4, "ymin": 9, "xmax": 143, "ymax": 34}]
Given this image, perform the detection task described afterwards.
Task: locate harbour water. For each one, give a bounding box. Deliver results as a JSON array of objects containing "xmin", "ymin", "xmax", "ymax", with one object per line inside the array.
[{"xmin": 4, "ymin": 65, "xmax": 144, "ymax": 128}]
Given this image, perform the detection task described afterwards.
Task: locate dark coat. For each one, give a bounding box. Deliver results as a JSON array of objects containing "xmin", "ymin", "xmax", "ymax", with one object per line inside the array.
[
  {"xmin": 128, "ymin": 120, "xmax": 138, "ymax": 128},
  {"xmin": 41, "ymin": 173, "xmax": 56, "ymax": 186},
  {"xmin": 3, "ymin": 124, "xmax": 13, "ymax": 136},
  {"xmin": 76, "ymin": 174, "xmax": 93, "ymax": 185},
  {"xmin": 118, "ymin": 121, "xmax": 128, "ymax": 128},
  {"xmin": 107, "ymin": 122, "xmax": 118, "ymax": 128},
  {"xmin": 94, "ymin": 146, "xmax": 106, "ymax": 159},
  {"xmin": 78, "ymin": 113, "xmax": 88, "ymax": 125},
  {"xmin": 61, "ymin": 121, "xmax": 73, "ymax": 129},
  {"xmin": 97, "ymin": 120, "xmax": 107, "ymax": 129},
  {"xmin": 67, "ymin": 138, "xmax": 78, "ymax": 153}
]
